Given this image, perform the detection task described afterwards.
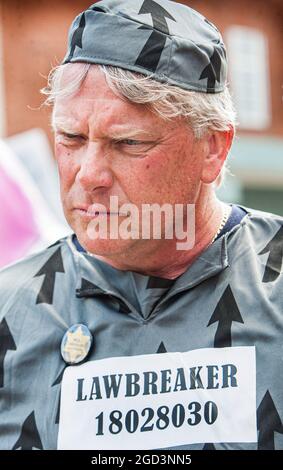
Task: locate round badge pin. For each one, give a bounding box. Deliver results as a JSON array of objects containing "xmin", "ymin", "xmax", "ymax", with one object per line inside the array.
[{"xmin": 61, "ymin": 323, "xmax": 93, "ymax": 365}]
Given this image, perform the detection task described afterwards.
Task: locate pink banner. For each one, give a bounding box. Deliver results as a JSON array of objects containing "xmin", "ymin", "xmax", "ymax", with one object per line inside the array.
[{"xmin": 0, "ymin": 166, "xmax": 39, "ymax": 268}]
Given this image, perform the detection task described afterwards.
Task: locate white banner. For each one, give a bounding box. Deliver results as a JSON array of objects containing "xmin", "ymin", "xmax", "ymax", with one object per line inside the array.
[{"xmin": 58, "ymin": 346, "xmax": 257, "ymax": 450}]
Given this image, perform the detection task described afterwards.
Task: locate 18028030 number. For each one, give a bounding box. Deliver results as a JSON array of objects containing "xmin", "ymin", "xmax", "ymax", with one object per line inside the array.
[{"xmin": 95, "ymin": 401, "xmax": 218, "ymax": 435}]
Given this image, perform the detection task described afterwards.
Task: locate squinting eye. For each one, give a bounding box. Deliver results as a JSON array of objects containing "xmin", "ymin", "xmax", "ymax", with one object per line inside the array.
[
  {"xmin": 64, "ymin": 133, "xmax": 82, "ymax": 139},
  {"xmin": 57, "ymin": 132, "xmax": 87, "ymax": 144},
  {"xmin": 120, "ymin": 139, "xmax": 141, "ymax": 146}
]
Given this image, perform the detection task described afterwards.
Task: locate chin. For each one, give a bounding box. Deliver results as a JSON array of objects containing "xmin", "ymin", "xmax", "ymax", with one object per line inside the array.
[{"xmin": 76, "ymin": 232, "xmax": 137, "ymax": 257}]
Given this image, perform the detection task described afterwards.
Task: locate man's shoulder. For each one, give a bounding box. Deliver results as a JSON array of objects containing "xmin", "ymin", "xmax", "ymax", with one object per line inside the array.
[
  {"xmin": 227, "ymin": 205, "xmax": 283, "ymax": 256},
  {"xmin": 244, "ymin": 205, "xmax": 283, "ymax": 221},
  {"xmin": 235, "ymin": 205, "xmax": 283, "ymax": 233},
  {"xmin": 0, "ymin": 237, "xmax": 71, "ymax": 313}
]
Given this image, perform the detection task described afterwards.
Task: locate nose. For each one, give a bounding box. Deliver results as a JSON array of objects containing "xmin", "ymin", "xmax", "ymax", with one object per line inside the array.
[{"xmin": 77, "ymin": 141, "xmax": 114, "ymax": 192}]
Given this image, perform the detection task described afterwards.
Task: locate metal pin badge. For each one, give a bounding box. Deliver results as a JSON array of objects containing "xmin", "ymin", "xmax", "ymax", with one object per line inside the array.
[{"xmin": 61, "ymin": 323, "xmax": 93, "ymax": 365}]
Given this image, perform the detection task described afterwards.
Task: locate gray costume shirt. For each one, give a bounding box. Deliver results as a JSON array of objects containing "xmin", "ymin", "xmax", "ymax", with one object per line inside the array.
[{"xmin": 0, "ymin": 206, "xmax": 283, "ymax": 449}]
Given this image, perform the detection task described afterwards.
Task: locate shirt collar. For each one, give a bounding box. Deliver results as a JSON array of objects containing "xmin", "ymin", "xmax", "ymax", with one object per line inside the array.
[{"xmin": 69, "ymin": 234, "xmax": 229, "ymax": 303}]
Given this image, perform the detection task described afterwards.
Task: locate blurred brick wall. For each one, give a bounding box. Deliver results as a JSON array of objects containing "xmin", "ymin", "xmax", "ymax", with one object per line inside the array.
[
  {"xmin": 1, "ymin": 0, "xmax": 282, "ymax": 145},
  {"xmin": 184, "ymin": 0, "xmax": 283, "ymax": 137},
  {"xmin": 1, "ymin": 0, "xmax": 92, "ymax": 143}
]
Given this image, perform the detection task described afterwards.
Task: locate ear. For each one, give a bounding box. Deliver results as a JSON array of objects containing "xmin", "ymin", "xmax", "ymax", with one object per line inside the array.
[{"xmin": 200, "ymin": 127, "xmax": 234, "ymax": 184}]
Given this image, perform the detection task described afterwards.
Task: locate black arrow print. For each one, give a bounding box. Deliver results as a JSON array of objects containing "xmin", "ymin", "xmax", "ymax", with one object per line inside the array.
[
  {"xmin": 0, "ymin": 317, "xmax": 16, "ymax": 388},
  {"xmin": 12, "ymin": 411, "xmax": 43, "ymax": 450},
  {"xmin": 207, "ymin": 285, "xmax": 244, "ymax": 348},
  {"xmin": 258, "ymin": 226, "xmax": 283, "ymax": 283},
  {"xmin": 76, "ymin": 278, "xmax": 132, "ymax": 314},
  {"xmin": 65, "ymin": 12, "xmax": 86, "ymax": 62},
  {"xmin": 52, "ymin": 366, "xmax": 67, "ymax": 387},
  {"xmin": 76, "ymin": 278, "xmax": 102, "ymax": 297},
  {"xmin": 203, "ymin": 442, "xmax": 216, "ymax": 449},
  {"xmin": 257, "ymin": 390, "xmax": 283, "ymax": 450},
  {"xmin": 47, "ymin": 239, "xmax": 62, "ymax": 249},
  {"xmin": 157, "ymin": 341, "xmax": 167, "ymax": 353},
  {"xmin": 146, "ymin": 276, "xmax": 175, "ymax": 289},
  {"xmin": 199, "ymin": 48, "xmax": 222, "ymax": 92},
  {"xmin": 34, "ymin": 247, "xmax": 65, "ymax": 305},
  {"xmin": 54, "ymin": 392, "xmax": 61, "ymax": 425},
  {"xmin": 52, "ymin": 366, "xmax": 67, "ymax": 424},
  {"xmin": 135, "ymin": 0, "xmax": 176, "ymax": 72}
]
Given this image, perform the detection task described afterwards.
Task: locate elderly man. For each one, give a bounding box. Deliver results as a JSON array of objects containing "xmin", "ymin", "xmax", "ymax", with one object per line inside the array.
[{"xmin": 0, "ymin": 0, "xmax": 283, "ymax": 451}]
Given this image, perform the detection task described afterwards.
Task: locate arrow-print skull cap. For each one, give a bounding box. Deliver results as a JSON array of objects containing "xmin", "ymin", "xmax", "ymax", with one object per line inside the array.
[{"xmin": 63, "ymin": 0, "xmax": 227, "ymax": 93}]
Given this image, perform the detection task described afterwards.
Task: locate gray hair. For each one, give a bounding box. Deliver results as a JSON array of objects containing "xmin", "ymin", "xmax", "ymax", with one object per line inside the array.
[
  {"xmin": 42, "ymin": 62, "xmax": 237, "ymax": 184},
  {"xmin": 43, "ymin": 62, "xmax": 236, "ymax": 137}
]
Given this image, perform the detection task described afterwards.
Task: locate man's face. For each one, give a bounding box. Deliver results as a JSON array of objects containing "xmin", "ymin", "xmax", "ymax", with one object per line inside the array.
[{"xmin": 53, "ymin": 65, "xmax": 207, "ymax": 257}]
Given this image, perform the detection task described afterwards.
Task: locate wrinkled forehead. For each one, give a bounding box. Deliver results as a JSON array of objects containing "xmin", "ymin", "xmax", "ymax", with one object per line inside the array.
[
  {"xmin": 53, "ymin": 64, "xmax": 123, "ymax": 111},
  {"xmin": 52, "ymin": 65, "xmax": 167, "ymax": 133}
]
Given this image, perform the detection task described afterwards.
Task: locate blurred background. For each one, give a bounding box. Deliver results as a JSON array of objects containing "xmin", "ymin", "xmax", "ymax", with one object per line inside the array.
[{"xmin": 0, "ymin": 0, "xmax": 282, "ymax": 268}]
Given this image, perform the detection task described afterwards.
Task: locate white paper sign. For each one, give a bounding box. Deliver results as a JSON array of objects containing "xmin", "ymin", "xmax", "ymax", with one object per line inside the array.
[{"xmin": 58, "ymin": 346, "xmax": 257, "ymax": 449}]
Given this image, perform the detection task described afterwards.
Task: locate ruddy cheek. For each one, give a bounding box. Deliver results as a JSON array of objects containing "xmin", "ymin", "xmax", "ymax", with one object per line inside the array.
[
  {"xmin": 58, "ymin": 161, "xmax": 77, "ymax": 193},
  {"xmin": 55, "ymin": 141, "xmax": 66, "ymax": 157}
]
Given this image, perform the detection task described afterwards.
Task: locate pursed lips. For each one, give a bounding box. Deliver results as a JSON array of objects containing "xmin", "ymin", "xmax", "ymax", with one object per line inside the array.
[{"xmin": 74, "ymin": 206, "xmax": 129, "ymax": 217}]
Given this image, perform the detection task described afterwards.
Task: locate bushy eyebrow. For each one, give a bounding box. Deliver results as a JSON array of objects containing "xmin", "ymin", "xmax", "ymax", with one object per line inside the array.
[
  {"xmin": 52, "ymin": 118, "xmax": 156, "ymax": 140},
  {"xmin": 108, "ymin": 129, "xmax": 156, "ymax": 140},
  {"xmin": 52, "ymin": 117, "xmax": 81, "ymax": 134}
]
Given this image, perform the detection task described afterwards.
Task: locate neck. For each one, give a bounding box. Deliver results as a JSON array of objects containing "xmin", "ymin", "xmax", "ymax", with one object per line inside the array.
[{"xmin": 91, "ymin": 189, "xmax": 228, "ymax": 279}]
